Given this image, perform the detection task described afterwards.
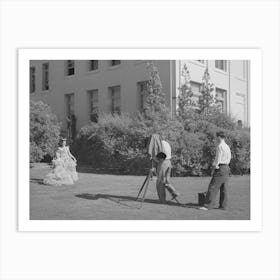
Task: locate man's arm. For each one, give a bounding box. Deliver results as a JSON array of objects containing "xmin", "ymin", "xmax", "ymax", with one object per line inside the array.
[{"xmin": 212, "ymin": 145, "xmax": 222, "ymax": 169}]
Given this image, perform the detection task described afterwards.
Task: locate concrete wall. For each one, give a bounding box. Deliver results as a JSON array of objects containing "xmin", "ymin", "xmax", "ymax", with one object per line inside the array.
[
  {"xmin": 30, "ymin": 59, "xmax": 250, "ymax": 131},
  {"xmin": 30, "ymin": 60, "xmax": 171, "ymax": 131},
  {"xmin": 175, "ymin": 60, "xmax": 250, "ymax": 127}
]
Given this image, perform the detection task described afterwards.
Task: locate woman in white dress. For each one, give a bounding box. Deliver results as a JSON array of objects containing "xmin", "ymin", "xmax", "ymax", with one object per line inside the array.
[{"xmin": 43, "ymin": 138, "xmax": 78, "ymax": 186}]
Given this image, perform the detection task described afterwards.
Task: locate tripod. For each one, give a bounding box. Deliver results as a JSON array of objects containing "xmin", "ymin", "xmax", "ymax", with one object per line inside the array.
[
  {"xmin": 136, "ymin": 169, "xmax": 154, "ymax": 207},
  {"xmin": 136, "ymin": 166, "xmax": 183, "ymax": 207}
]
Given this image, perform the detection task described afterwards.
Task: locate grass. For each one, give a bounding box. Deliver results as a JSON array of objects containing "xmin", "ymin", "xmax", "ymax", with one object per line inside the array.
[{"xmin": 30, "ymin": 164, "xmax": 250, "ymax": 220}]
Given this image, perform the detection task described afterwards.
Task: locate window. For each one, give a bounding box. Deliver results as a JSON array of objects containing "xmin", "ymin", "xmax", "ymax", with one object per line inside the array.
[
  {"xmin": 88, "ymin": 89, "xmax": 99, "ymax": 122},
  {"xmin": 65, "ymin": 60, "xmax": 75, "ymax": 76},
  {"xmin": 111, "ymin": 60, "xmax": 121, "ymax": 66},
  {"xmin": 237, "ymin": 120, "xmax": 243, "ymax": 128},
  {"xmin": 137, "ymin": 81, "xmax": 148, "ymax": 112},
  {"xmin": 215, "ymin": 60, "xmax": 227, "ymax": 71},
  {"xmin": 30, "ymin": 66, "xmax": 35, "ymax": 93},
  {"xmin": 215, "ymin": 88, "xmax": 227, "ymax": 113},
  {"xmin": 109, "ymin": 86, "xmax": 121, "ymax": 114},
  {"xmin": 65, "ymin": 93, "xmax": 75, "ymax": 117},
  {"xmin": 88, "ymin": 60, "xmax": 98, "ymax": 71},
  {"xmin": 65, "ymin": 93, "xmax": 77, "ymax": 140},
  {"xmin": 42, "ymin": 63, "xmax": 49, "ymax": 90},
  {"xmin": 190, "ymin": 81, "xmax": 201, "ymax": 95}
]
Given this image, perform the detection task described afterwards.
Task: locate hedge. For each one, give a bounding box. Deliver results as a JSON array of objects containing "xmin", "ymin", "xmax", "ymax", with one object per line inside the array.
[{"xmin": 73, "ymin": 111, "xmax": 250, "ymax": 176}]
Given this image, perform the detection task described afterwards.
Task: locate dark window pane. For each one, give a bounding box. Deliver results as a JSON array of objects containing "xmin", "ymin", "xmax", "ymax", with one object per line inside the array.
[{"xmin": 111, "ymin": 60, "xmax": 121, "ymax": 66}]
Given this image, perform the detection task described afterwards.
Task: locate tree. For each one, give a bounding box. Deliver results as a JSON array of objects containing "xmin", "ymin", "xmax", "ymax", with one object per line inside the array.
[
  {"xmin": 144, "ymin": 61, "xmax": 169, "ymax": 116},
  {"xmin": 177, "ymin": 64, "xmax": 196, "ymax": 118},
  {"xmin": 30, "ymin": 100, "xmax": 61, "ymax": 162},
  {"xmin": 198, "ymin": 64, "xmax": 215, "ymax": 114}
]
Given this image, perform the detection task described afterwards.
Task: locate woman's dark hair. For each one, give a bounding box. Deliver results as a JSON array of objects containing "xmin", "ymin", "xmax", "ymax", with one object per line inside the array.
[{"xmin": 59, "ymin": 138, "xmax": 67, "ymax": 146}]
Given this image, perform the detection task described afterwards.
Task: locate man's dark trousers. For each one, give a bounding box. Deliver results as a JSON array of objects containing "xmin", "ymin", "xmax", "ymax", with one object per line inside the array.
[{"xmin": 206, "ymin": 164, "xmax": 230, "ymax": 210}]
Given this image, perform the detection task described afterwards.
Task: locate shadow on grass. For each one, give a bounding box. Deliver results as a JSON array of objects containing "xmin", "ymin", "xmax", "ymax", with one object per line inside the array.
[{"xmin": 75, "ymin": 193, "xmax": 199, "ymax": 209}]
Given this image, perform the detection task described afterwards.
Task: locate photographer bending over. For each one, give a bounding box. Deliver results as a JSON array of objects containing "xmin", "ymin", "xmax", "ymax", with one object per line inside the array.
[{"xmin": 148, "ymin": 136, "xmax": 179, "ymax": 203}]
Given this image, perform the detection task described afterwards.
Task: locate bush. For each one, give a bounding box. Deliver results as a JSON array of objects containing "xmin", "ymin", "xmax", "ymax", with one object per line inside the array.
[
  {"xmin": 73, "ymin": 114, "xmax": 150, "ymax": 172},
  {"xmin": 30, "ymin": 100, "xmax": 61, "ymax": 162},
  {"xmin": 180, "ymin": 107, "xmax": 236, "ymax": 132},
  {"xmin": 203, "ymin": 107, "xmax": 237, "ymax": 130},
  {"xmin": 172, "ymin": 132, "xmax": 204, "ymax": 176},
  {"xmin": 228, "ymin": 129, "xmax": 250, "ymax": 174},
  {"xmin": 74, "ymin": 110, "xmax": 250, "ymax": 176}
]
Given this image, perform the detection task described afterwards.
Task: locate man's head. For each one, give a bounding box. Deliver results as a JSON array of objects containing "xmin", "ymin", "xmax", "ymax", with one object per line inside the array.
[
  {"xmin": 216, "ymin": 131, "xmax": 226, "ymax": 143},
  {"xmin": 156, "ymin": 152, "xmax": 167, "ymax": 162}
]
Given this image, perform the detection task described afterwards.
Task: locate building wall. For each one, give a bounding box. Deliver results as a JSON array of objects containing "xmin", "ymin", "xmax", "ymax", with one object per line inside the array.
[
  {"xmin": 30, "ymin": 60, "xmax": 172, "ymax": 131},
  {"xmin": 30, "ymin": 59, "xmax": 250, "ymax": 133},
  {"xmin": 175, "ymin": 60, "xmax": 250, "ymax": 127}
]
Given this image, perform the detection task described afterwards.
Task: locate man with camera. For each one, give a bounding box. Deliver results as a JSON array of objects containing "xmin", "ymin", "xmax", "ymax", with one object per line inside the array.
[
  {"xmin": 200, "ymin": 131, "xmax": 231, "ymax": 211},
  {"xmin": 146, "ymin": 134, "xmax": 180, "ymax": 203}
]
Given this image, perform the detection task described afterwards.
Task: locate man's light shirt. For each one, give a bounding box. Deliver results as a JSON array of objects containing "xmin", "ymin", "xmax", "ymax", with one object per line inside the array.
[{"xmin": 213, "ymin": 140, "xmax": 231, "ymax": 169}]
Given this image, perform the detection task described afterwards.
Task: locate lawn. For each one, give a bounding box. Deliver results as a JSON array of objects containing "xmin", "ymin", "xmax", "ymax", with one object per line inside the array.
[{"xmin": 30, "ymin": 164, "xmax": 250, "ymax": 220}]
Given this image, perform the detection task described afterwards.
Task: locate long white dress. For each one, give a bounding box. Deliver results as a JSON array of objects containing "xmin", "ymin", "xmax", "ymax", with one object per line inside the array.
[
  {"xmin": 58, "ymin": 146, "xmax": 78, "ymax": 182},
  {"xmin": 43, "ymin": 146, "xmax": 78, "ymax": 186}
]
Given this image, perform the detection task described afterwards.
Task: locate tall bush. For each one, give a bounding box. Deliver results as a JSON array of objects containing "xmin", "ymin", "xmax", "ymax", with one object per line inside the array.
[
  {"xmin": 73, "ymin": 113, "xmax": 150, "ymax": 172},
  {"xmin": 144, "ymin": 61, "xmax": 168, "ymax": 116},
  {"xmin": 177, "ymin": 64, "xmax": 195, "ymax": 118},
  {"xmin": 198, "ymin": 66, "xmax": 215, "ymax": 113},
  {"xmin": 229, "ymin": 129, "xmax": 250, "ymax": 174},
  {"xmin": 30, "ymin": 100, "xmax": 61, "ymax": 162}
]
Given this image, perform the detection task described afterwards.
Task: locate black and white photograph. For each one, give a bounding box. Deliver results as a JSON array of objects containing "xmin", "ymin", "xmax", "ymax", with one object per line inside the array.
[
  {"xmin": 2, "ymin": 1, "xmax": 280, "ymax": 280},
  {"xmin": 28, "ymin": 57, "xmax": 251, "ymax": 221}
]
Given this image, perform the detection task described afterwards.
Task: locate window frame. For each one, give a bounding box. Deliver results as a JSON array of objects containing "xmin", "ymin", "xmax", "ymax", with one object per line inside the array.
[
  {"xmin": 30, "ymin": 66, "xmax": 36, "ymax": 93},
  {"xmin": 215, "ymin": 60, "xmax": 227, "ymax": 72},
  {"xmin": 64, "ymin": 93, "xmax": 75, "ymax": 118},
  {"xmin": 215, "ymin": 87, "xmax": 227, "ymax": 114},
  {"xmin": 190, "ymin": 81, "xmax": 202, "ymax": 96},
  {"xmin": 65, "ymin": 60, "xmax": 75, "ymax": 76},
  {"xmin": 87, "ymin": 89, "xmax": 99, "ymax": 122},
  {"xmin": 42, "ymin": 62, "xmax": 49, "ymax": 91},
  {"xmin": 110, "ymin": 60, "xmax": 121, "ymax": 67},
  {"xmin": 109, "ymin": 85, "xmax": 121, "ymax": 114},
  {"xmin": 88, "ymin": 60, "xmax": 99, "ymax": 72}
]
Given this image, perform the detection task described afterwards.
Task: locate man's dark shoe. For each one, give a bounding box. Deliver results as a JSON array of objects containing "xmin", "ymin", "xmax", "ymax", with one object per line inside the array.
[
  {"xmin": 171, "ymin": 192, "xmax": 180, "ymax": 200},
  {"xmin": 218, "ymin": 207, "xmax": 227, "ymax": 210}
]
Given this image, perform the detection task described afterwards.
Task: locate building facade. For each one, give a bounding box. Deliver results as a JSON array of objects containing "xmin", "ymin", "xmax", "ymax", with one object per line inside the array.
[{"xmin": 30, "ymin": 60, "xmax": 250, "ymax": 136}]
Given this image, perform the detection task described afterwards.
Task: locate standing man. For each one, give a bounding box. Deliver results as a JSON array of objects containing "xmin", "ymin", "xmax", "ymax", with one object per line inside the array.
[{"xmin": 200, "ymin": 131, "xmax": 231, "ymax": 211}]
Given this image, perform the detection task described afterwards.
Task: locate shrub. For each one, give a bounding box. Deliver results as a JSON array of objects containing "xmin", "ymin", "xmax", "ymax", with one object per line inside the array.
[
  {"xmin": 73, "ymin": 113, "xmax": 150, "ymax": 172},
  {"xmin": 202, "ymin": 107, "xmax": 237, "ymax": 130},
  {"xmin": 74, "ymin": 111, "xmax": 250, "ymax": 176},
  {"xmin": 228, "ymin": 129, "xmax": 250, "ymax": 174},
  {"xmin": 30, "ymin": 100, "xmax": 61, "ymax": 162},
  {"xmin": 172, "ymin": 132, "xmax": 204, "ymax": 176},
  {"xmin": 180, "ymin": 107, "xmax": 236, "ymax": 132}
]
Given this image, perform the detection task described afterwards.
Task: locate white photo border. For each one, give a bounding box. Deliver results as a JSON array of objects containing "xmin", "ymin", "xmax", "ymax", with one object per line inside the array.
[{"xmin": 18, "ymin": 48, "xmax": 262, "ymax": 232}]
